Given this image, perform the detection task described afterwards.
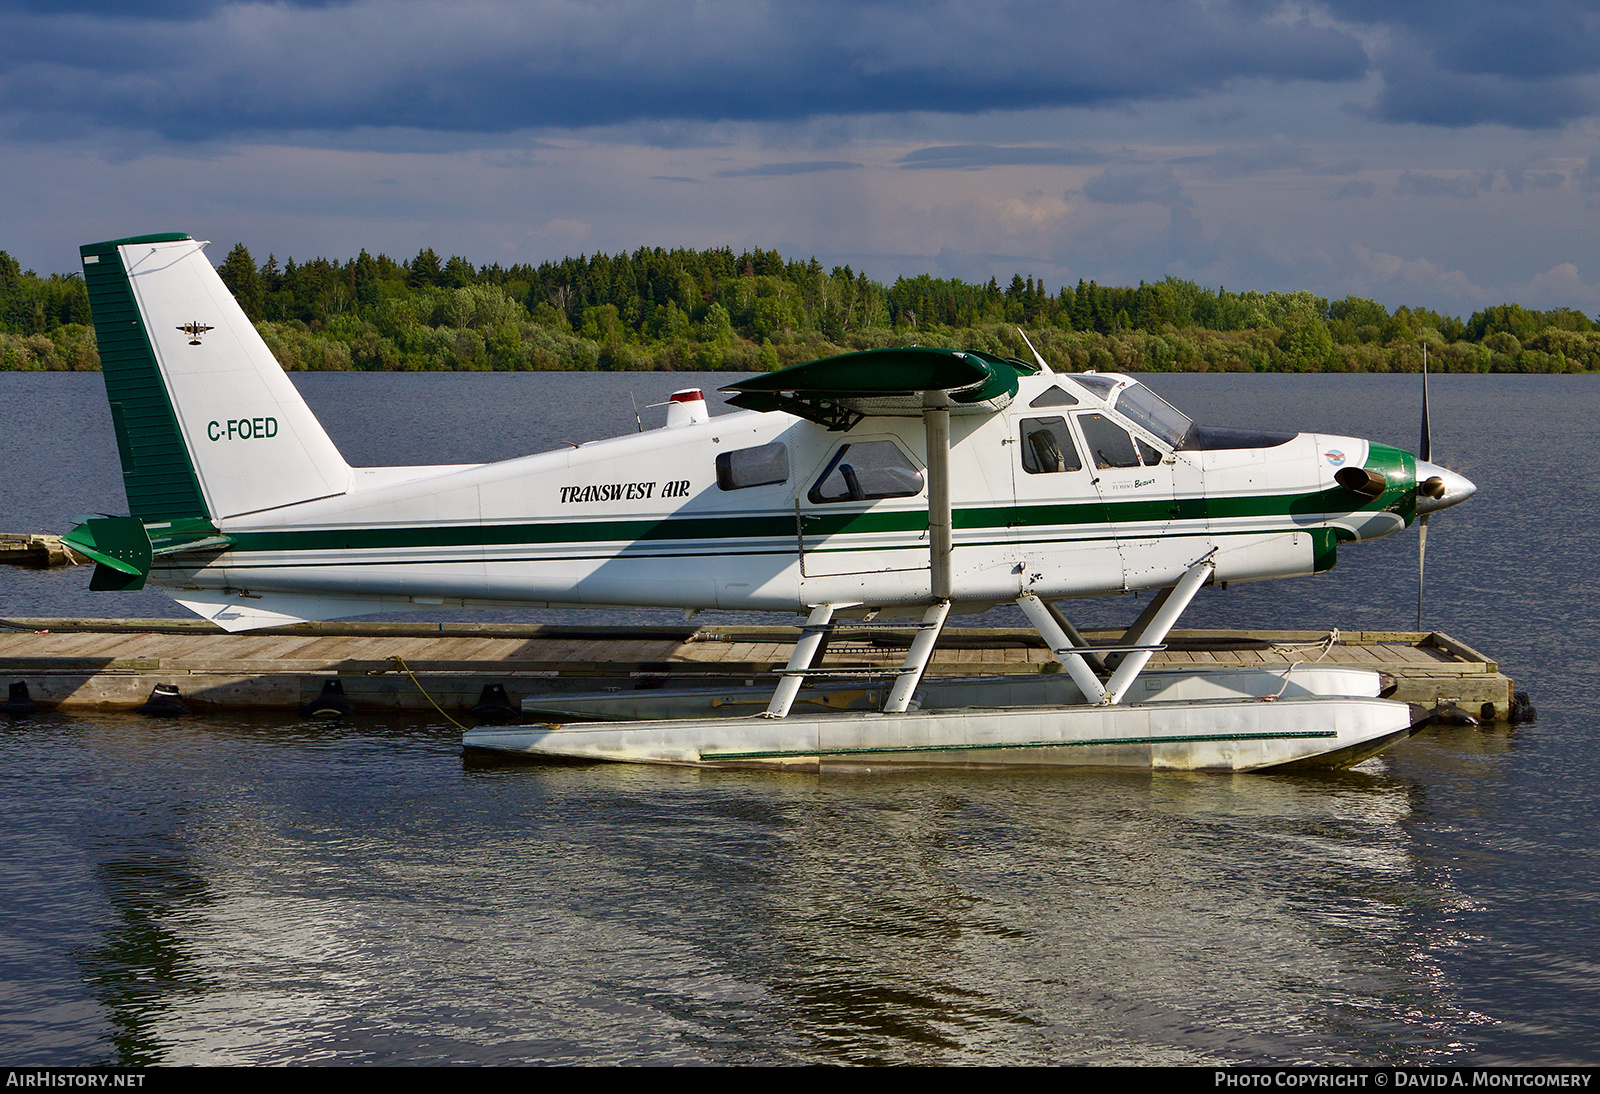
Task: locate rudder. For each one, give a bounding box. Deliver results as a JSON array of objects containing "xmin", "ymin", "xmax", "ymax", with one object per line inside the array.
[{"xmin": 80, "ymin": 234, "xmax": 350, "ymax": 521}]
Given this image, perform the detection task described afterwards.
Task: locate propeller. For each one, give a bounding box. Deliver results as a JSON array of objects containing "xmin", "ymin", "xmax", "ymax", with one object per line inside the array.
[{"xmin": 1406, "ymin": 347, "xmax": 1475, "ymax": 634}]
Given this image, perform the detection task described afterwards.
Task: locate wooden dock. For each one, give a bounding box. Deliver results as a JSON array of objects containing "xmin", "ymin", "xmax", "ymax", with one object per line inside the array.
[
  {"xmin": 0, "ymin": 534, "xmax": 86, "ymax": 569},
  {"xmin": 0, "ymin": 617, "xmax": 1517, "ymax": 720}
]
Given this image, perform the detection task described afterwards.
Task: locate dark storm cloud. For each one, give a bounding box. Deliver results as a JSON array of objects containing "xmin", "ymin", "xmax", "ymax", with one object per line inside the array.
[
  {"xmin": 0, "ymin": 0, "xmax": 1369, "ymax": 140},
  {"xmin": 1325, "ymin": 0, "xmax": 1600, "ymax": 127},
  {"xmin": 0, "ymin": 0, "xmax": 229, "ymax": 15},
  {"xmin": 10, "ymin": 1, "xmax": 1600, "ymax": 140},
  {"xmin": 896, "ymin": 145, "xmax": 1107, "ymax": 169}
]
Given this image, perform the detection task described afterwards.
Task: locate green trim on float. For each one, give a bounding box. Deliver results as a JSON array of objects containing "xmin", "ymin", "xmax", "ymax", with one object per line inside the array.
[
  {"xmin": 79, "ymin": 236, "xmax": 210, "ymax": 521},
  {"xmin": 710, "ymin": 728, "xmax": 1339, "ymax": 761}
]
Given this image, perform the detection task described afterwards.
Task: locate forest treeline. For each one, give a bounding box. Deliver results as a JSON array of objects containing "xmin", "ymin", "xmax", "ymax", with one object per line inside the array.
[{"xmin": 4, "ymin": 242, "xmax": 1599, "ymax": 375}]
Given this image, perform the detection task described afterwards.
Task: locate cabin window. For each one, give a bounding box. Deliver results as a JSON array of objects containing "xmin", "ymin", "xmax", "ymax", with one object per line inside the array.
[
  {"xmin": 1028, "ymin": 385, "xmax": 1080, "ymax": 408},
  {"xmin": 1114, "ymin": 384, "xmax": 1192, "ymax": 449},
  {"xmin": 808, "ymin": 441, "xmax": 923, "ymax": 503},
  {"xmin": 1076, "ymin": 413, "xmax": 1142, "ymax": 469},
  {"xmin": 1072, "ymin": 374, "xmax": 1120, "ymax": 401},
  {"xmin": 716, "ymin": 442, "xmax": 789, "ymax": 491},
  {"xmin": 1019, "ymin": 417, "xmax": 1083, "ymax": 474}
]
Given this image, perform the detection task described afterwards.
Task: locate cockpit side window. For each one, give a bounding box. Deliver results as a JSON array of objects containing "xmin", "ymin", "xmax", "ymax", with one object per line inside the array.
[
  {"xmin": 808, "ymin": 440, "xmax": 924, "ymax": 503},
  {"xmin": 716, "ymin": 441, "xmax": 789, "ymax": 491},
  {"xmin": 1076, "ymin": 413, "xmax": 1142, "ymax": 469},
  {"xmin": 1114, "ymin": 384, "xmax": 1192, "ymax": 449},
  {"xmin": 1019, "ymin": 417, "xmax": 1083, "ymax": 474}
]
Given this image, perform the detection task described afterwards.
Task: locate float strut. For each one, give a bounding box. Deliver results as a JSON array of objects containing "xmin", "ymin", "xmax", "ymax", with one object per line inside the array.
[
  {"xmin": 883, "ymin": 600, "xmax": 951, "ymax": 713},
  {"xmin": 1103, "ymin": 554, "xmax": 1216, "ymax": 704},
  {"xmin": 1017, "ymin": 593, "xmax": 1109, "ymax": 704},
  {"xmin": 763, "ymin": 603, "xmax": 837, "ymax": 718},
  {"xmin": 1042, "ymin": 598, "xmax": 1107, "ymax": 677}
]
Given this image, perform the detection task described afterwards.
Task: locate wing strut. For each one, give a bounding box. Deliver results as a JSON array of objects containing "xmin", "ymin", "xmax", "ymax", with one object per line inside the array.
[{"xmin": 924, "ymin": 391, "xmax": 953, "ymax": 602}]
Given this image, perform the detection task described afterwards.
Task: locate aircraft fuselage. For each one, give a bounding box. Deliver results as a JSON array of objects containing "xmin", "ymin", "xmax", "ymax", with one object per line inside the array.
[{"xmin": 158, "ymin": 371, "xmax": 1422, "ymax": 627}]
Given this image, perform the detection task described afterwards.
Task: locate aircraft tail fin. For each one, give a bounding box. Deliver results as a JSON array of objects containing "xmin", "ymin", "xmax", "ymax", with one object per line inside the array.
[{"xmin": 79, "ymin": 233, "xmax": 351, "ymax": 524}]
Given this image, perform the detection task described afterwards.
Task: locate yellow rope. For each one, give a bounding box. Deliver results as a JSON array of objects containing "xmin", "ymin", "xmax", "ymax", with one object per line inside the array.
[{"xmin": 388, "ymin": 654, "xmax": 469, "ymax": 729}]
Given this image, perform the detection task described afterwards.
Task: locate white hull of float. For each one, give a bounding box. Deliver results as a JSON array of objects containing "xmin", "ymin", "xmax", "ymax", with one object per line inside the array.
[
  {"xmin": 463, "ymin": 694, "xmax": 1418, "ymax": 772},
  {"xmin": 519, "ymin": 665, "xmax": 1388, "ymax": 723}
]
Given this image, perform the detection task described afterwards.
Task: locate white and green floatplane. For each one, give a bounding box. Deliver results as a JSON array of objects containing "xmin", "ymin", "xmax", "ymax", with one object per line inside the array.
[{"xmin": 64, "ymin": 233, "xmax": 1474, "ymax": 771}]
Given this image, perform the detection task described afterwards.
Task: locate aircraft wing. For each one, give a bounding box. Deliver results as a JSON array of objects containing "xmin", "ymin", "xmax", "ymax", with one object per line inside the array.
[{"xmin": 722, "ymin": 346, "xmax": 1036, "ymax": 429}]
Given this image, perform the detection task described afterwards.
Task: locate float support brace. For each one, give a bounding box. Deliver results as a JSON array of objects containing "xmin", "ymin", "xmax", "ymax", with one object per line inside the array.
[
  {"xmin": 1042, "ymin": 597, "xmax": 1107, "ymax": 677},
  {"xmin": 1017, "ymin": 593, "xmax": 1108, "ymax": 704},
  {"xmin": 1103, "ymin": 553, "xmax": 1216, "ymax": 704},
  {"xmin": 883, "ymin": 600, "xmax": 951, "ymax": 713},
  {"xmin": 764, "ymin": 603, "xmax": 837, "ymax": 718}
]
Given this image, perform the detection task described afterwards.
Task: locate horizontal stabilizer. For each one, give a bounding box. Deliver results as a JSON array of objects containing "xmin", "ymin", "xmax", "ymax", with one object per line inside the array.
[{"xmin": 61, "ymin": 517, "xmax": 151, "ymax": 583}]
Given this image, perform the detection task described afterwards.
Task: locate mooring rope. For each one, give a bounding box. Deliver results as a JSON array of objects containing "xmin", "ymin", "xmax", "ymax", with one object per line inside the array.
[
  {"xmin": 1262, "ymin": 628, "xmax": 1342, "ymax": 699},
  {"xmin": 388, "ymin": 654, "xmax": 469, "ymax": 730},
  {"xmin": 1267, "ymin": 627, "xmax": 1340, "ymax": 663}
]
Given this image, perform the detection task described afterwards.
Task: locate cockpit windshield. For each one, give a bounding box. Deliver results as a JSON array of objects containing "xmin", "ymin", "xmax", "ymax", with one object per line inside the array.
[{"xmin": 1114, "ymin": 383, "xmax": 1192, "ymax": 449}]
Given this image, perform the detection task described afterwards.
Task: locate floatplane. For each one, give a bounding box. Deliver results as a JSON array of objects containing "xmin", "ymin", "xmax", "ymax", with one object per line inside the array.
[{"xmin": 63, "ymin": 233, "xmax": 1475, "ymax": 771}]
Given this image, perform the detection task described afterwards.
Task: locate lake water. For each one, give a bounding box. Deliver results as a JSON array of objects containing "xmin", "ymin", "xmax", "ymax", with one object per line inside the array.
[{"xmin": 1, "ymin": 370, "xmax": 1597, "ymax": 1064}]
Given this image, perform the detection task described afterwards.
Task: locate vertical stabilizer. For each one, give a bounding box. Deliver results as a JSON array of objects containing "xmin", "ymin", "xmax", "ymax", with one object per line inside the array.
[{"xmin": 80, "ymin": 234, "xmax": 351, "ymax": 520}]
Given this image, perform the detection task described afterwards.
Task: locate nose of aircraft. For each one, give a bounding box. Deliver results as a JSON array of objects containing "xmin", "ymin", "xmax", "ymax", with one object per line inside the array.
[{"xmin": 1415, "ymin": 460, "xmax": 1476, "ymax": 515}]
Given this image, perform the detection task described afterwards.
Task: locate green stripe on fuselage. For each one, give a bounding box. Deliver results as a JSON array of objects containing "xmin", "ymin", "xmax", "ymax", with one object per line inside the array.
[{"xmin": 206, "ymin": 484, "xmax": 1369, "ymax": 559}]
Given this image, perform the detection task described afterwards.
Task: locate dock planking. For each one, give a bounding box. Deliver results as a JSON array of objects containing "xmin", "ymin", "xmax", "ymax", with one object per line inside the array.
[{"xmin": 0, "ymin": 617, "xmax": 1517, "ymax": 719}]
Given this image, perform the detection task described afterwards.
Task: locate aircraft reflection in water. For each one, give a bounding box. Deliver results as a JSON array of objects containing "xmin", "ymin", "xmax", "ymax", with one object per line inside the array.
[{"xmin": 64, "ymin": 234, "xmax": 1475, "ymax": 772}]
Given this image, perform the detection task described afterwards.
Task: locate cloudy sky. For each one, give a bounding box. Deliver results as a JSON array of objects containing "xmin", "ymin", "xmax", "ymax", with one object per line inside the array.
[{"xmin": 5, "ymin": 0, "xmax": 1600, "ymax": 315}]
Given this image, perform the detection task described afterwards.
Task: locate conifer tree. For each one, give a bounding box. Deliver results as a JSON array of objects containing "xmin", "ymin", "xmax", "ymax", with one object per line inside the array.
[{"xmin": 217, "ymin": 243, "xmax": 264, "ymax": 320}]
